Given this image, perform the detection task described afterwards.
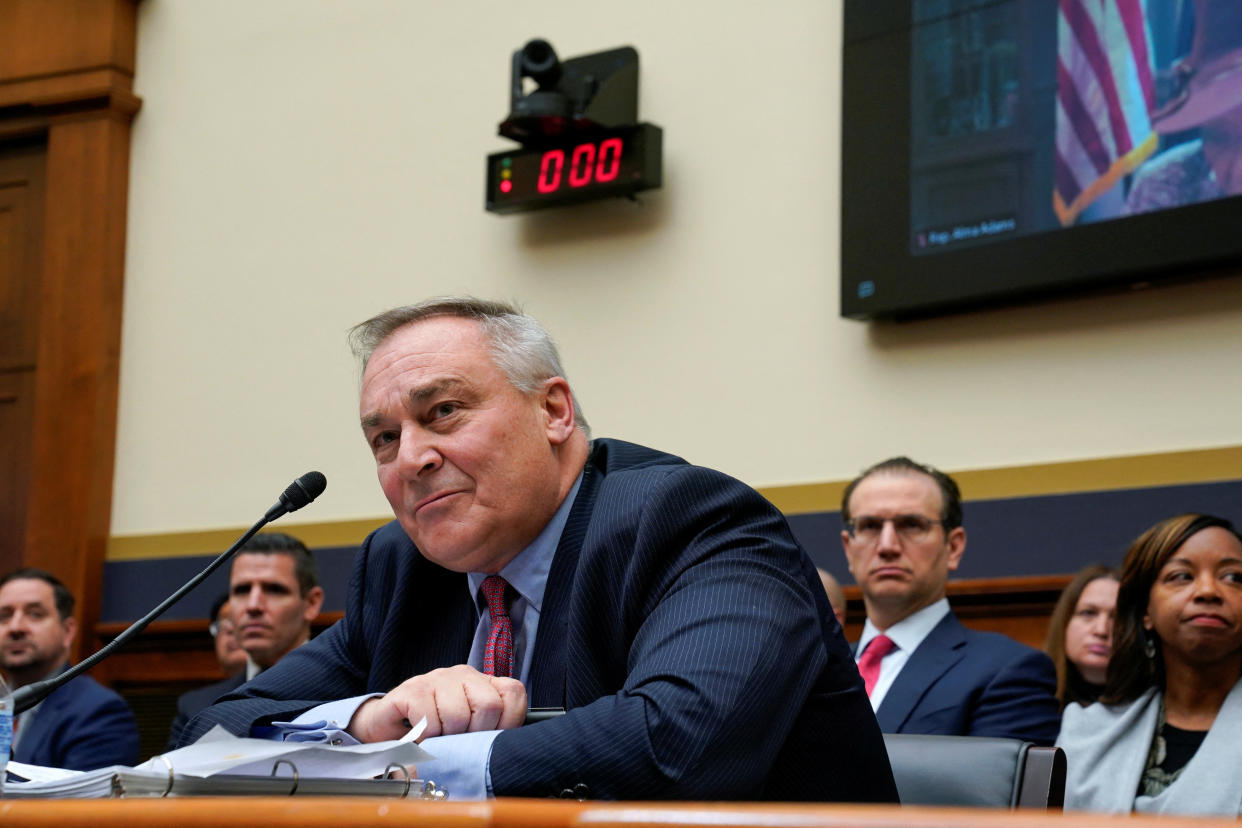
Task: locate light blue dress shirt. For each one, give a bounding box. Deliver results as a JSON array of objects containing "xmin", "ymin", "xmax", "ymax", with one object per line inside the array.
[{"xmin": 279, "ymin": 473, "xmax": 583, "ymax": 799}]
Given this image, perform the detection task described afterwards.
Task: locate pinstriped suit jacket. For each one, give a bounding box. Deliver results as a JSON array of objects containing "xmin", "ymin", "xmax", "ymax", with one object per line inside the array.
[{"xmin": 182, "ymin": 439, "xmax": 897, "ymax": 802}]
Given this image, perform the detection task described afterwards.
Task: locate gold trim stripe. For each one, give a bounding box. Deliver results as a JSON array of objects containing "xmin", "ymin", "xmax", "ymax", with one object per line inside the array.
[
  {"xmin": 107, "ymin": 518, "xmax": 391, "ymax": 561},
  {"xmin": 761, "ymin": 445, "xmax": 1242, "ymax": 515},
  {"xmin": 108, "ymin": 446, "xmax": 1242, "ymax": 559}
]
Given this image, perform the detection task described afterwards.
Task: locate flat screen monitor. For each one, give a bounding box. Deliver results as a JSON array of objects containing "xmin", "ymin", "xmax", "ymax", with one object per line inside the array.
[{"xmin": 840, "ymin": 0, "xmax": 1242, "ymax": 320}]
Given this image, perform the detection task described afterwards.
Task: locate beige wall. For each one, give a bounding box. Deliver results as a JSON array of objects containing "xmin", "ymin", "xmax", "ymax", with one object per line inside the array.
[{"xmin": 113, "ymin": 1, "xmax": 1242, "ymax": 539}]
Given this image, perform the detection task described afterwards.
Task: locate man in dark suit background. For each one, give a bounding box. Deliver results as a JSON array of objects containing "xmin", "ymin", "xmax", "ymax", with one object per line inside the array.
[
  {"xmin": 840, "ymin": 457, "xmax": 1060, "ymax": 743},
  {"xmin": 184, "ymin": 297, "xmax": 897, "ymax": 803},
  {"xmin": 0, "ymin": 568, "xmax": 140, "ymax": 770},
  {"xmin": 167, "ymin": 532, "xmax": 323, "ymax": 749}
]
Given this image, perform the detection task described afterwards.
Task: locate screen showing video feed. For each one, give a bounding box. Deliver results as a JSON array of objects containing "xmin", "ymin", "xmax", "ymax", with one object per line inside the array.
[{"xmin": 909, "ymin": 0, "xmax": 1242, "ymax": 256}]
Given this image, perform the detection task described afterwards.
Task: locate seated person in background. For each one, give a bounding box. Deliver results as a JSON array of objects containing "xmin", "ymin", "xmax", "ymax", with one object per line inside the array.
[
  {"xmin": 841, "ymin": 457, "xmax": 1060, "ymax": 743},
  {"xmin": 1044, "ymin": 564, "xmax": 1119, "ymax": 708},
  {"xmin": 183, "ymin": 297, "xmax": 898, "ymax": 802},
  {"xmin": 166, "ymin": 594, "xmax": 241, "ymax": 750},
  {"xmin": 167, "ymin": 532, "xmax": 323, "ymax": 749},
  {"xmin": 0, "ymin": 568, "xmax": 140, "ymax": 770},
  {"xmin": 817, "ymin": 567, "xmax": 847, "ymax": 626},
  {"xmin": 1059, "ymin": 514, "xmax": 1242, "ymax": 816},
  {"xmin": 210, "ymin": 592, "xmax": 247, "ymax": 677}
]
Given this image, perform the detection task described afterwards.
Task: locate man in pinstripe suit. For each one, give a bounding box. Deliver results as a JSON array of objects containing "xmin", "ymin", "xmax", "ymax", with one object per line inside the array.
[{"xmin": 183, "ymin": 298, "xmax": 896, "ymax": 802}]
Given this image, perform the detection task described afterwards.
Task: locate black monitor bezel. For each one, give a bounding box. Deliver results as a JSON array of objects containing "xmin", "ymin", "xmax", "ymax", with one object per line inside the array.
[{"xmin": 840, "ymin": 2, "xmax": 1242, "ymax": 321}]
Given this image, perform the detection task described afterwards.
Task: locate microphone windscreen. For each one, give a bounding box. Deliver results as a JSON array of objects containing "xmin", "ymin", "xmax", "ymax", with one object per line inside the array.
[{"xmin": 283, "ymin": 470, "xmax": 327, "ymax": 512}]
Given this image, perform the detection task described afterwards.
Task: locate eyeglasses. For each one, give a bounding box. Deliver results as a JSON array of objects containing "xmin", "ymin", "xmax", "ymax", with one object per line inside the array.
[
  {"xmin": 209, "ymin": 620, "xmax": 236, "ymax": 638},
  {"xmin": 845, "ymin": 514, "xmax": 946, "ymax": 543}
]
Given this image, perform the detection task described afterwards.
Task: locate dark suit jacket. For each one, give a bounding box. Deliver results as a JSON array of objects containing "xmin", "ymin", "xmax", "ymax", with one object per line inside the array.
[
  {"xmin": 13, "ymin": 670, "xmax": 141, "ymax": 771},
  {"xmin": 870, "ymin": 612, "xmax": 1060, "ymax": 744},
  {"xmin": 184, "ymin": 439, "xmax": 897, "ymax": 802},
  {"xmin": 166, "ymin": 673, "xmax": 246, "ymax": 752}
]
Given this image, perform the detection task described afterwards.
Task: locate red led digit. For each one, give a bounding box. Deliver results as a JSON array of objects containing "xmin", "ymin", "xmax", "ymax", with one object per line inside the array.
[
  {"xmin": 537, "ymin": 150, "xmax": 564, "ymax": 193},
  {"xmin": 568, "ymin": 143, "xmax": 595, "ymax": 188},
  {"xmin": 595, "ymin": 137, "xmax": 622, "ymax": 183}
]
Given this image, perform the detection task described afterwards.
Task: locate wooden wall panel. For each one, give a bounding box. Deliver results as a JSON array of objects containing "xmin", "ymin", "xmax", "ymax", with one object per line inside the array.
[
  {"xmin": 841, "ymin": 575, "xmax": 1065, "ymax": 649},
  {"xmin": 0, "ymin": 371, "xmax": 37, "ymax": 575},
  {"xmin": 0, "ymin": 0, "xmax": 136, "ymax": 81},
  {"xmin": 0, "ymin": 143, "xmax": 45, "ymax": 369},
  {"xmin": 0, "ymin": 0, "xmax": 140, "ymax": 663},
  {"xmin": 23, "ymin": 113, "xmax": 134, "ymax": 659}
]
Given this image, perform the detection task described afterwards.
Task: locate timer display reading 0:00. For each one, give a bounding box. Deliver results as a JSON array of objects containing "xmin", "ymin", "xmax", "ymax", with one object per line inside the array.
[
  {"xmin": 534, "ymin": 137, "xmax": 623, "ymax": 192},
  {"xmin": 485, "ymin": 123, "xmax": 662, "ymax": 214}
]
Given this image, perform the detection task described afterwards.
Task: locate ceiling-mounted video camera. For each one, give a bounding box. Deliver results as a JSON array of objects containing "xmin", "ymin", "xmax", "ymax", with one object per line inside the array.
[{"xmin": 499, "ymin": 39, "xmax": 639, "ymax": 146}]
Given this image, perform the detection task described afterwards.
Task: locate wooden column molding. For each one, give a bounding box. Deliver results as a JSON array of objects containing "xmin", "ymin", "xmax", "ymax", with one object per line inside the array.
[{"xmin": 0, "ymin": 0, "xmax": 141, "ymax": 663}]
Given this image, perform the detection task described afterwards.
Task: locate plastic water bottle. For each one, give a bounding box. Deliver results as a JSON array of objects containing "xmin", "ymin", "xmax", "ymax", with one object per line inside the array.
[{"xmin": 0, "ymin": 673, "xmax": 12, "ymax": 796}]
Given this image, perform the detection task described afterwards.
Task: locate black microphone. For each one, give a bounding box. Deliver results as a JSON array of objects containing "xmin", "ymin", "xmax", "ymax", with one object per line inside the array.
[
  {"xmin": 12, "ymin": 471, "xmax": 328, "ymax": 715},
  {"xmin": 265, "ymin": 470, "xmax": 327, "ymax": 521}
]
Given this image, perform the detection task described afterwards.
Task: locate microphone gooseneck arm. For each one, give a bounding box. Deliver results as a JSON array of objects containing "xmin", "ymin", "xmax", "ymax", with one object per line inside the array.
[{"xmin": 11, "ymin": 471, "xmax": 327, "ymax": 715}]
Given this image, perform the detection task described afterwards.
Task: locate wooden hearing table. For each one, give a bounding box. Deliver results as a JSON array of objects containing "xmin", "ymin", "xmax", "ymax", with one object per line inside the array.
[{"xmin": 2, "ymin": 798, "xmax": 1238, "ymax": 828}]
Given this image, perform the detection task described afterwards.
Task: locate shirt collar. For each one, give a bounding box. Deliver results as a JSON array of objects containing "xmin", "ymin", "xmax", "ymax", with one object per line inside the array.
[
  {"xmin": 858, "ymin": 597, "xmax": 950, "ymax": 655},
  {"xmin": 466, "ymin": 470, "xmax": 584, "ymax": 612}
]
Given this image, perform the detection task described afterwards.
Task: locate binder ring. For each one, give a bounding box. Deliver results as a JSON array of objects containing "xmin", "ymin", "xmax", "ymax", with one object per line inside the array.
[
  {"xmin": 155, "ymin": 753, "xmax": 175, "ymax": 797},
  {"xmin": 384, "ymin": 762, "xmax": 412, "ymax": 798},
  {"xmin": 270, "ymin": 758, "xmax": 299, "ymax": 795}
]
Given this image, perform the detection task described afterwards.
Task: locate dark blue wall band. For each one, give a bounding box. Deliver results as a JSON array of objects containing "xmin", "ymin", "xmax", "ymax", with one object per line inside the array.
[{"xmin": 100, "ymin": 478, "xmax": 1242, "ymax": 622}]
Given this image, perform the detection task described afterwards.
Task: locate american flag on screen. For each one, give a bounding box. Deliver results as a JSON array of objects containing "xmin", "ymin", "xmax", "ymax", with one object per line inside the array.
[{"xmin": 1054, "ymin": 0, "xmax": 1159, "ymax": 225}]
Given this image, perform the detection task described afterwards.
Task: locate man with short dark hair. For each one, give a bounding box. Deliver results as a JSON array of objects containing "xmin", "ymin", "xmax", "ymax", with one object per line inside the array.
[
  {"xmin": 167, "ymin": 532, "xmax": 323, "ymax": 749},
  {"xmin": 841, "ymin": 457, "xmax": 1060, "ymax": 743},
  {"xmin": 184, "ymin": 297, "xmax": 897, "ymax": 803},
  {"xmin": 0, "ymin": 568, "xmax": 140, "ymax": 770},
  {"xmin": 228, "ymin": 532, "xmax": 324, "ymax": 671}
]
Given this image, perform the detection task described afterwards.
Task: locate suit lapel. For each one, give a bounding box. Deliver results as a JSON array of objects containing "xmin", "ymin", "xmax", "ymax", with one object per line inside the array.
[
  {"xmin": 397, "ymin": 560, "xmax": 475, "ymax": 683},
  {"xmin": 875, "ymin": 613, "xmax": 966, "ymax": 732},
  {"xmin": 527, "ymin": 457, "xmax": 599, "ymax": 708},
  {"xmin": 13, "ymin": 665, "xmax": 71, "ymax": 764}
]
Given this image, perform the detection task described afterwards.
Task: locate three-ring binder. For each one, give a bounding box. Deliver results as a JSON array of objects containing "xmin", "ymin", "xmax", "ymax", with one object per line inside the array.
[{"xmin": 107, "ymin": 755, "xmax": 448, "ymax": 799}]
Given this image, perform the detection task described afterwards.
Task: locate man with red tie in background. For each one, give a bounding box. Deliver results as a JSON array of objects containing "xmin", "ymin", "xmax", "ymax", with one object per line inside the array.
[{"xmin": 841, "ymin": 457, "xmax": 1060, "ymax": 743}]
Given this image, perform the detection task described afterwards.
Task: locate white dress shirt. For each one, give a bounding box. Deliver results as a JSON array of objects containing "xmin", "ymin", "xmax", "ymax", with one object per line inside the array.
[{"xmin": 855, "ymin": 597, "xmax": 950, "ymax": 711}]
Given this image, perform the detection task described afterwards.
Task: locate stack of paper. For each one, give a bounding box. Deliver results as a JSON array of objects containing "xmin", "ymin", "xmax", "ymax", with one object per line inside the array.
[{"xmin": 3, "ymin": 721, "xmax": 440, "ymax": 799}]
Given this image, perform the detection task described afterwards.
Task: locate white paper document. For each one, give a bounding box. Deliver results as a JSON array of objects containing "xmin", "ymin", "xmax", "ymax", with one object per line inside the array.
[
  {"xmin": 4, "ymin": 719, "xmax": 435, "ymax": 798},
  {"xmin": 136, "ymin": 720, "xmax": 431, "ymax": 778}
]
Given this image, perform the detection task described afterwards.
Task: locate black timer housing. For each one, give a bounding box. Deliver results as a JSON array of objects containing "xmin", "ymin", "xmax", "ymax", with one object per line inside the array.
[{"xmin": 487, "ymin": 39, "xmax": 663, "ymax": 214}]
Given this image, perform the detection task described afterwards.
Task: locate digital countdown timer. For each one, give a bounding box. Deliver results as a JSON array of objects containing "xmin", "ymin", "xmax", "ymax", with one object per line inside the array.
[{"xmin": 485, "ymin": 123, "xmax": 662, "ymax": 214}]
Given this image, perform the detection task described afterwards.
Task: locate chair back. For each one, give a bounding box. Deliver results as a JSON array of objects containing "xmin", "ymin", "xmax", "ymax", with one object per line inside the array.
[{"xmin": 882, "ymin": 733, "xmax": 1066, "ymax": 809}]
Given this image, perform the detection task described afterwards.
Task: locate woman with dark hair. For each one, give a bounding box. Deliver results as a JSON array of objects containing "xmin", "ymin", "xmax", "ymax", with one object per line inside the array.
[
  {"xmin": 1045, "ymin": 565, "xmax": 1119, "ymax": 708},
  {"xmin": 1057, "ymin": 514, "xmax": 1242, "ymax": 815}
]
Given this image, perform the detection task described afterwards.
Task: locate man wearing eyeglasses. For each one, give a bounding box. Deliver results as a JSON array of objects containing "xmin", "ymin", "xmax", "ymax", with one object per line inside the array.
[{"xmin": 840, "ymin": 457, "xmax": 1059, "ymax": 743}]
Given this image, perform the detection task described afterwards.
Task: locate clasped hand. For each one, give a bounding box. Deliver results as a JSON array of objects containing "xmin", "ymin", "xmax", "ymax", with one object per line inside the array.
[{"xmin": 348, "ymin": 664, "xmax": 527, "ymax": 742}]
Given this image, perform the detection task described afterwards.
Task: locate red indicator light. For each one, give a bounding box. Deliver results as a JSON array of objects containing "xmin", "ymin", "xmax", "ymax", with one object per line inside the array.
[{"xmin": 500, "ymin": 180, "xmax": 512, "ymax": 193}]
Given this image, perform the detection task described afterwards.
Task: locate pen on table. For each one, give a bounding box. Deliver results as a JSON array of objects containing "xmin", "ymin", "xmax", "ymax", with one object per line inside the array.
[{"xmin": 402, "ymin": 707, "xmax": 565, "ymax": 730}]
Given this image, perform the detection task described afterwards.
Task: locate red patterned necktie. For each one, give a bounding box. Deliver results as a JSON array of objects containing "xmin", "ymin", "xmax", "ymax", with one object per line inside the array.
[
  {"xmin": 857, "ymin": 634, "xmax": 896, "ymax": 697},
  {"xmin": 481, "ymin": 575, "xmax": 514, "ymax": 678}
]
